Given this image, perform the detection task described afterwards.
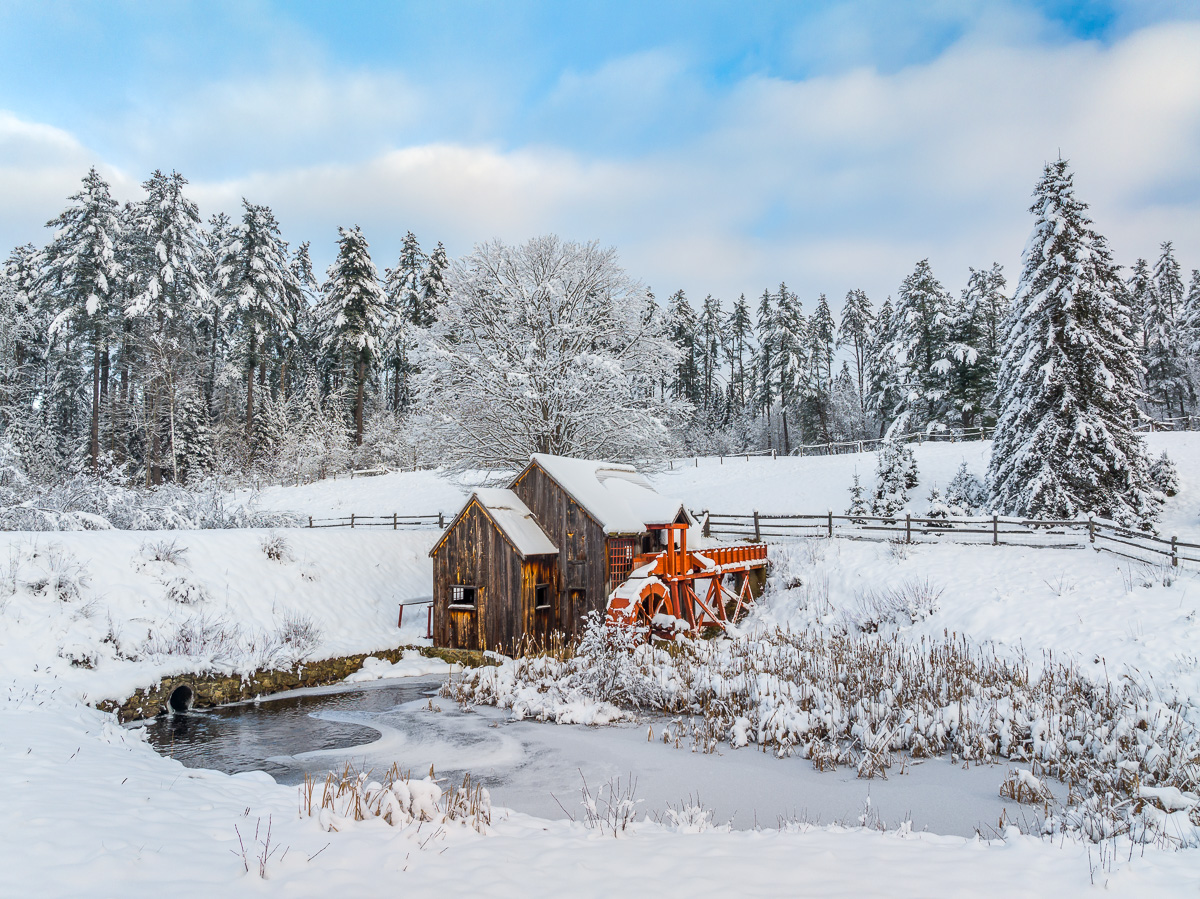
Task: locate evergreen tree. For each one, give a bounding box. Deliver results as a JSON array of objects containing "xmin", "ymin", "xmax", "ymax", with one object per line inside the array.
[
  {"xmin": 838, "ymin": 288, "xmax": 874, "ymax": 418},
  {"xmin": 1126, "ymin": 257, "xmax": 1154, "ymax": 355},
  {"xmin": 216, "ymin": 201, "xmax": 298, "ymax": 441},
  {"xmin": 986, "ymin": 159, "xmax": 1158, "ymax": 528},
  {"xmin": 724, "ymin": 293, "xmax": 753, "ymax": 411},
  {"xmin": 871, "ymin": 440, "xmax": 915, "ymax": 519},
  {"xmin": 319, "ymin": 226, "xmax": 390, "ymax": 445},
  {"xmin": 946, "ymin": 461, "xmax": 985, "ymax": 515},
  {"xmin": 864, "ymin": 297, "xmax": 899, "ymax": 435},
  {"xmin": 845, "ymin": 470, "xmax": 870, "ymax": 522},
  {"xmin": 885, "ymin": 259, "xmax": 953, "ymax": 435},
  {"xmin": 420, "ymin": 240, "xmax": 449, "ymax": 322},
  {"xmin": 697, "ymin": 294, "xmax": 725, "ymax": 413},
  {"xmin": 1146, "ymin": 241, "xmax": 1191, "ymax": 416},
  {"xmin": 39, "ymin": 168, "xmax": 124, "ymax": 469},
  {"xmin": 665, "ymin": 289, "xmax": 700, "ymax": 404},
  {"xmin": 947, "ymin": 263, "xmax": 1007, "ymax": 427},
  {"xmin": 799, "ymin": 293, "xmax": 835, "ymax": 442}
]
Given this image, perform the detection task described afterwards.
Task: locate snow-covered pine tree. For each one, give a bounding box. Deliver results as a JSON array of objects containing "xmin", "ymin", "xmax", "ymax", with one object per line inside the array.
[
  {"xmin": 1126, "ymin": 258, "xmax": 1154, "ymax": 357},
  {"xmin": 697, "ymin": 294, "xmax": 725, "ymax": 412},
  {"xmin": 884, "ymin": 259, "xmax": 953, "ymax": 436},
  {"xmin": 947, "ymin": 264, "xmax": 1007, "ymax": 428},
  {"xmin": 768, "ymin": 283, "xmax": 807, "ymax": 453},
  {"xmin": 1148, "ymin": 451, "xmax": 1179, "ymax": 498},
  {"xmin": 838, "ymin": 288, "xmax": 874, "ymax": 420},
  {"xmin": 419, "ymin": 240, "xmax": 449, "ymax": 321},
  {"xmin": 946, "ymin": 461, "xmax": 985, "ymax": 515},
  {"xmin": 1146, "ymin": 241, "xmax": 1192, "ymax": 417},
  {"xmin": 799, "ymin": 293, "xmax": 835, "ymax": 442},
  {"xmin": 925, "ymin": 484, "xmax": 952, "ymax": 525},
  {"xmin": 864, "ymin": 297, "xmax": 899, "ymax": 436},
  {"xmin": 665, "ymin": 289, "xmax": 700, "ymax": 405},
  {"xmin": 871, "ymin": 439, "xmax": 914, "ymax": 519},
  {"xmin": 319, "ymin": 226, "xmax": 390, "ymax": 446},
  {"xmin": 846, "ymin": 470, "xmax": 870, "ymax": 522},
  {"xmin": 724, "ymin": 293, "xmax": 753, "ymax": 412},
  {"xmin": 217, "ymin": 201, "xmax": 298, "ymax": 440},
  {"xmin": 986, "ymin": 159, "xmax": 1159, "ymax": 529},
  {"xmin": 39, "ymin": 167, "xmax": 124, "ymax": 470}
]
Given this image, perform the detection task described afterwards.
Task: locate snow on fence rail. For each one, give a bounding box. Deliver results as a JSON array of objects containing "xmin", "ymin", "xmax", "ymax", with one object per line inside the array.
[
  {"xmin": 697, "ymin": 510, "xmax": 1200, "ymax": 568},
  {"xmin": 305, "ymin": 513, "xmax": 445, "ymax": 529}
]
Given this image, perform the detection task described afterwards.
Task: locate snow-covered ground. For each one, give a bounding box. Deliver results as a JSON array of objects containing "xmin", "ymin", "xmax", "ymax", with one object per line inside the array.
[{"xmin": 3, "ymin": 435, "xmax": 1200, "ymax": 896}]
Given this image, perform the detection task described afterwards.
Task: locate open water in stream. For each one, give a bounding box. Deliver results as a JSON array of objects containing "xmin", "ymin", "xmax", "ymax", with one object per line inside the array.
[{"xmin": 142, "ymin": 675, "xmax": 1041, "ymax": 837}]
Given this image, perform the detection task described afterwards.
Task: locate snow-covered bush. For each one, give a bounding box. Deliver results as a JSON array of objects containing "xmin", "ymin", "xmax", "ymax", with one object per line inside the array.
[
  {"xmin": 260, "ymin": 531, "xmax": 294, "ymax": 563},
  {"xmin": 945, "ymin": 461, "xmax": 986, "ymax": 515},
  {"xmin": 1149, "ymin": 451, "xmax": 1179, "ymax": 498},
  {"xmin": 845, "ymin": 472, "xmax": 870, "ymax": 522},
  {"xmin": 139, "ymin": 538, "xmax": 189, "ymax": 567},
  {"xmin": 140, "ymin": 610, "xmax": 323, "ymax": 670},
  {"xmin": 162, "ymin": 575, "xmax": 209, "ymax": 606},
  {"xmin": 843, "ymin": 577, "xmax": 942, "ymax": 632},
  {"xmin": 300, "ymin": 764, "xmax": 490, "ymax": 834},
  {"xmin": 870, "ymin": 441, "xmax": 916, "ymax": 519},
  {"xmin": 924, "ymin": 485, "xmax": 952, "ymax": 525},
  {"xmin": 0, "ymin": 467, "xmax": 299, "ymax": 531},
  {"xmin": 4, "ymin": 541, "xmax": 92, "ymax": 604}
]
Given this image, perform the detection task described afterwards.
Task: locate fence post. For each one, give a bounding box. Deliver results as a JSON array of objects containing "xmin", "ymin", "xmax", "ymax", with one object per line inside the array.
[
  {"xmin": 350, "ymin": 513, "xmax": 355, "ymax": 529},
  {"xmin": 905, "ymin": 513, "xmax": 911, "ymax": 544},
  {"xmin": 702, "ymin": 510, "xmax": 711, "ymax": 538},
  {"xmin": 393, "ymin": 513, "xmax": 397, "ymax": 530},
  {"xmin": 695, "ymin": 457, "xmax": 699, "ymax": 468},
  {"xmin": 438, "ymin": 512, "xmax": 445, "ymax": 529},
  {"xmin": 1088, "ymin": 516, "xmax": 1095, "ymax": 544},
  {"xmin": 772, "ymin": 449, "xmax": 777, "ymax": 460},
  {"xmin": 669, "ymin": 459, "xmax": 673, "ymax": 470},
  {"xmin": 720, "ymin": 455, "xmax": 723, "ymax": 465},
  {"xmin": 992, "ymin": 512, "xmax": 998, "ymax": 546},
  {"xmin": 1172, "ymin": 535, "xmax": 1178, "ymax": 567},
  {"xmin": 308, "ymin": 516, "xmax": 313, "ymax": 528},
  {"xmin": 753, "ymin": 510, "xmax": 761, "ymax": 542},
  {"xmin": 827, "ymin": 509, "xmax": 833, "ymax": 538}
]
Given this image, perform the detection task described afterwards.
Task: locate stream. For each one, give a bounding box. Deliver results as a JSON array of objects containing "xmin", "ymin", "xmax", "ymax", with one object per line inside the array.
[{"xmin": 142, "ymin": 674, "xmax": 1035, "ymax": 837}]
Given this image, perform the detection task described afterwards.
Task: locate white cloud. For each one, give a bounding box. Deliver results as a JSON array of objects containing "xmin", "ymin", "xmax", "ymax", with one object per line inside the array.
[{"xmin": 3, "ymin": 21, "xmax": 1200, "ymax": 309}]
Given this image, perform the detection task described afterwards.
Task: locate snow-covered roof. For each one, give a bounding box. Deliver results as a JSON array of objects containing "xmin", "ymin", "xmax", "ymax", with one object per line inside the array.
[
  {"xmin": 525, "ymin": 454, "xmax": 687, "ymax": 534},
  {"xmin": 471, "ymin": 488, "xmax": 558, "ymax": 557}
]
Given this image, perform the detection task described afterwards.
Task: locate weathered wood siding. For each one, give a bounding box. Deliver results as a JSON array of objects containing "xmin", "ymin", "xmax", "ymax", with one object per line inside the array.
[
  {"xmin": 432, "ymin": 500, "xmax": 552, "ymax": 651},
  {"xmin": 512, "ymin": 464, "xmax": 611, "ymax": 636}
]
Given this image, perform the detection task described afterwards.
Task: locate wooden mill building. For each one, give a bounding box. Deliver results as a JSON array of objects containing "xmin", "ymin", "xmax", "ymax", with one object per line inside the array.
[{"xmin": 429, "ymin": 454, "xmax": 691, "ymax": 650}]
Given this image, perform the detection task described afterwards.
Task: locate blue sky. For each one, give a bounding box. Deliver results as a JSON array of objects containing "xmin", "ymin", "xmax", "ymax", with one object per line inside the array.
[{"xmin": 1, "ymin": 1, "xmax": 1198, "ymax": 306}]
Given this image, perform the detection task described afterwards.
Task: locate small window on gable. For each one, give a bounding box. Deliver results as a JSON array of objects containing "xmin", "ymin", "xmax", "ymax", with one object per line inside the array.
[
  {"xmin": 450, "ymin": 585, "xmax": 477, "ymax": 608},
  {"xmin": 535, "ymin": 584, "xmax": 551, "ymax": 610}
]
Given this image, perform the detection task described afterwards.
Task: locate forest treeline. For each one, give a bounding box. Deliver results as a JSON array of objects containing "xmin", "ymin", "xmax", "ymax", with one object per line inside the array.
[{"xmin": 0, "ymin": 164, "xmax": 1196, "ymax": 505}]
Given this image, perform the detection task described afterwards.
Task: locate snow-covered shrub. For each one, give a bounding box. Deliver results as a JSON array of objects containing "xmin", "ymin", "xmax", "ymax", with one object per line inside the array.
[
  {"xmin": 924, "ymin": 485, "xmax": 952, "ymax": 525},
  {"xmin": 946, "ymin": 461, "xmax": 986, "ymax": 515},
  {"xmin": 260, "ymin": 531, "xmax": 294, "ymax": 563},
  {"xmin": 1149, "ymin": 452, "xmax": 1179, "ymax": 498},
  {"xmin": 871, "ymin": 440, "xmax": 915, "ymax": 519},
  {"xmin": 844, "ymin": 577, "xmax": 942, "ymax": 632},
  {"xmin": 845, "ymin": 472, "xmax": 870, "ymax": 522},
  {"xmin": 299, "ymin": 764, "xmax": 490, "ymax": 834},
  {"xmin": 163, "ymin": 575, "xmax": 209, "ymax": 606},
  {"xmin": 268, "ymin": 611, "xmax": 322, "ymax": 667},
  {"xmin": 1000, "ymin": 768, "xmax": 1054, "ymax": 805},
  {"xmin": 141, "ymin": 613, "xmax": 244, "ymax": 663},
  {"xmin": 580, "ymin": 774, "xmax": 641, "ymax": 837},
  {"xmin": 18, "ymin": 542, "xmax": 91, "ymax": 603},
  {"xmin": 138, "ymin": 538, "xmax": 189, "ymax": 567},
  {"xmin": 572, "ymin": 611, "xmax": 665, "ymax": 708}
]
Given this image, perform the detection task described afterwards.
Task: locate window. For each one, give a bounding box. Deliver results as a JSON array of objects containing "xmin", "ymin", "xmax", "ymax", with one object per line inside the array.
[
  {"xmin": 608, "ymin": 538, "xmax": 637, "ymax": 586},
  {"xmin": 449, "ymin": 585, "xmax": 477, "ymax": 609},
  {"xmin": 535, "ymin": 584, "xmax": 551, "ymax": 610}
]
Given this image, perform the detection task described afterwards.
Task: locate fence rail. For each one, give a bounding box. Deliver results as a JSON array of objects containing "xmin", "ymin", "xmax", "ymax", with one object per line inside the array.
[
  {"xmin": 306, "ymin": 513, "xmax": 445, "ymax": 529},
  {"xmin": 697, "ymin": 509, "xmax": 1200, "ymax": 568}
]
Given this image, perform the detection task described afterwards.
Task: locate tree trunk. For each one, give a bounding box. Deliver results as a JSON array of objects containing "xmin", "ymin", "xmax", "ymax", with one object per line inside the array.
[
  {"xmin": 355, "ymin": 359, "xmax": 365, "ymax": 446},
  {"xmin": 781, "ymin": 406, "xmax": 790, "ymax": 456},
  {"xmin": 90, "ymin": 345, "xmax": 100, "ymax": 471},
  {"xmin": 246, "ymin": 333, "xmax": 256, "ymax": 441}
]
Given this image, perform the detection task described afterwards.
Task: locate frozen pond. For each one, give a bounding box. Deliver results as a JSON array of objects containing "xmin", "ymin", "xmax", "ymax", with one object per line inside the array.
[{"xmin": 143, "ymin": 675, "xmax": 1038, "ymax": 837}]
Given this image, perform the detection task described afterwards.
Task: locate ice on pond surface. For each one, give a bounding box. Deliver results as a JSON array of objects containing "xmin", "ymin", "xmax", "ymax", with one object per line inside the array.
[{"xmin": 144, "ymin": 675, "xmax": 1036, "ymax": 837}]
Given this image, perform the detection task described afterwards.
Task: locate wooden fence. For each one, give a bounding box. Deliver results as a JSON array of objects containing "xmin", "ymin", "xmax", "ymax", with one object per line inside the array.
[
  {"xmin": 306, "ymin": 513, "xmax": 445, "ymax": 529},
  {"xmin": 697, "ymin": 510, "xmax": 1200, "ymax": 569}
]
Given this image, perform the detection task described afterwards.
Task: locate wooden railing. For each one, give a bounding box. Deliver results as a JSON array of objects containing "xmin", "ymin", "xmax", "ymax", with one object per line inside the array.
[
  {"xmin": 306, "ymin": 513, "xmax": 445, "ymax": 529},
  {"xmin": 696, "ymin": 510, "xmax": 1200, "ymax": 569}
]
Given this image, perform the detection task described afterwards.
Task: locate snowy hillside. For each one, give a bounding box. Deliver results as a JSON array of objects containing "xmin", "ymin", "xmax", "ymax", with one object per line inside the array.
[{"xmin": 0, "ymin": 529, "xmax": 435, "ymax": 702}]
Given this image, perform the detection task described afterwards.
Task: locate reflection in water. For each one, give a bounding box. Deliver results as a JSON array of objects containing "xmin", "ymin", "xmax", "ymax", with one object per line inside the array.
[{"xmin": 142, "ymin": 677, "xmax": 444, "ymax": 784}]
